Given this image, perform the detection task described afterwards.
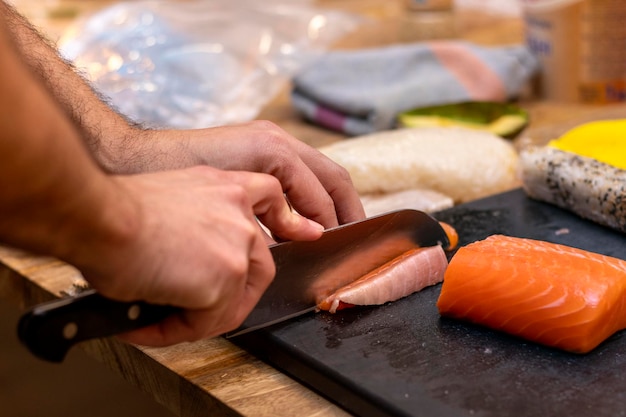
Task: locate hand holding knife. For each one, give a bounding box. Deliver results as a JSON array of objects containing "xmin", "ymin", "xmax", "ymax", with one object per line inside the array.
[{"xmin": 18, "ymin": 210, "xmax": 449, "ymax": 362}]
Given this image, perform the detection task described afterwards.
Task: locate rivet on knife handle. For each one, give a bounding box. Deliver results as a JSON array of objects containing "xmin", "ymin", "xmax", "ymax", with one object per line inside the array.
[{"xmin": 17, "ymin": 289, "xmax": 177, "ymax": 363}]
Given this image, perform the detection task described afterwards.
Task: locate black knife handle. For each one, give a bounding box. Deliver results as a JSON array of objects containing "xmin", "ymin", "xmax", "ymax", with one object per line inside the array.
[{"xmin": 17, "ymin": 289, "xmax": 178, "ymax": 362}]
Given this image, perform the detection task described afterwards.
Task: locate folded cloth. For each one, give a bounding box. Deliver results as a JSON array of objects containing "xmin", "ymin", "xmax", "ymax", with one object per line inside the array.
[{"xmin": 291, "ymin": 41, "xmax": 538, "ymax": 136}]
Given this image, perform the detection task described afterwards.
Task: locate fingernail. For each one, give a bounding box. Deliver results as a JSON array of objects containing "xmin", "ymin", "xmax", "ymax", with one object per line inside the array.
[{"xmin": 307, "ymin": 218, "xmax": 325, "ymax": 232}]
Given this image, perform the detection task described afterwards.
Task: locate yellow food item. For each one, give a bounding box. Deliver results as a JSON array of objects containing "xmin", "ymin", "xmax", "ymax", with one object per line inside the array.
[
  {"xmin": 399, "ymin": 114, "xmax": 526, "ymax": 138},
  {"xmin": 548, "ymin": 119, "xmax": 626, "ymax": 169}
]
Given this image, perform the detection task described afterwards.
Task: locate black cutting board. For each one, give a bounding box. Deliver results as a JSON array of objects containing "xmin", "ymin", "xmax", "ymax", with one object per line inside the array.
[{"xmin": 232, "ymin": 188, "xmax": 626, "ymax": 417}]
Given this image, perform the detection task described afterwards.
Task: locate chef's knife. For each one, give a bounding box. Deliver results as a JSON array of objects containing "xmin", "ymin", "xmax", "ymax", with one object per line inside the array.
[{"xmin": 18, "ymin": 209, "xmax": 449, "ymax": 363}]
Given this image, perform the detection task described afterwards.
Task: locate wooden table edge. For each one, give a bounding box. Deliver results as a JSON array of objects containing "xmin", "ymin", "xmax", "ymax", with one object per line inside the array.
[{"xmin": 0, "ymin": 247, "xmax": 350, "ymax": 417}]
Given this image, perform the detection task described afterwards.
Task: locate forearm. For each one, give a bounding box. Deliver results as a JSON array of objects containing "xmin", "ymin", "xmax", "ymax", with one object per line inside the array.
[
  {"xmin": 0, "ymin": 1, "xmax": 154, "ymax": 173},
  {"xmin": 0, "ymin": 3, "xmax": 364, "ymax": 227},
  {"xmin": 0, "ymin": 20, "xmax": 138, "ymax": 266}
]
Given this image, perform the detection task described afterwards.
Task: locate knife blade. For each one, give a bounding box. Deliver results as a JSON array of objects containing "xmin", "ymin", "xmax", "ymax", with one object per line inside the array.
[{"xmin": 18, "ymin": 209, "xmax": 448, "ymax": 362}]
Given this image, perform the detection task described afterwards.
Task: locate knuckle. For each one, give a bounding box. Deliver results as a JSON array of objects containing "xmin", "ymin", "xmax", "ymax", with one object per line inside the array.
[
  {"xmin": 262, "ymin": 175, "xmax": 284, "ymax": 196},
  {"xmin": 229, "ymin": 252, "xmax": 251, "ymax": 279},
  {"xmin": 228, "ymin": 183, "xmax": 249, "ymax": 204},
  {"xmin": 252, "ymin": 125, "xmax": 293, "ymax": 157},
  {"xmin": 218, "ymin": 183, "xmax": 251, "ymax": 208},
  {"xmin": 189, "ymin": 164, "xmax": 216, "ymax": 176},
  {"xmin": 328, "ymin": 160, "xmax": 354, "ymax": 184},
  {"xmin": 263, "ymin": 135, "xmax": 291, "ymax": 159},
  {"xmin": 338, "ymin": 165, "xmax": 353, "ymax": 183},
  {"xmin": 249, "ymin": 119, "xmax": 281, "ymax": 132},
  {"xmin": 216, "ymin": 248, "xmax": 250, "ymax": 282}
]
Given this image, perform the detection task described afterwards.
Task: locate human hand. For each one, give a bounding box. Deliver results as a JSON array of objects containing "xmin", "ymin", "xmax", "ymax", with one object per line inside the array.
[
  {"xmin": 189, "ymin": 121, "xmax": 366, "ymax": 228},
  {"xmin": 109, "ymin": 121, "xmax": 366, "ymax": 229},
  {"xmin": 73, "ymin": 166, "xmax": 323, "ymax": 346}
]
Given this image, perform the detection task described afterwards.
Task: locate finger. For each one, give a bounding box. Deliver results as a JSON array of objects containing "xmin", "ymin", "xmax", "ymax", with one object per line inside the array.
[
  {"xmin": 241, "ymin": 125, "xmax": 343, "ymax": 228},
  {"xmin": 213, "ymin": 227, "xmax": 277, "ymax": 335},
  {"xmin": 296, "ymin": 149, "xmax": 366, "ymax": 224},
  {"xmin": 188, "ymin": 221, "xmax": 275, "ymax": 336},
  {"xmin": 266, "ymin": 144, "xmax": 364, "ymax": 227},
  {"xmin": 280, "ymin": 162, "xmax": 341, "ymax": 228},
  {"xmin": 197, "ymin": 122, "xmax": 364, "ymax": 226},
  {"xmin": 119, "ymin": 230, "xmax": 275, "ymax": 346},
  {"xmin": 118, "ymin": 309, "xmax": 226, "ymax": 346},
  {"xmin": 225, "ymin": 171, "xmax": 324, "ymax": 241}
]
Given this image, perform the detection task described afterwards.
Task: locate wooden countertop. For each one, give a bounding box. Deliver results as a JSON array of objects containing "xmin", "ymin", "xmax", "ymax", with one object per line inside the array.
[{"xmin": 2, "ymin": 1, "xmax": 626, "ymax": 416}]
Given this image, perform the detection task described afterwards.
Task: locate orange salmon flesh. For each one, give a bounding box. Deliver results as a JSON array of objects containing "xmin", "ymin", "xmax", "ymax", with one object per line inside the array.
[
  {"xmin": 437, "ymin": 235, "xmax": 626, "ymax": 354},
  {"xmin": 439, "ymin": 221, "xmax": 459, "ymax": 250}
]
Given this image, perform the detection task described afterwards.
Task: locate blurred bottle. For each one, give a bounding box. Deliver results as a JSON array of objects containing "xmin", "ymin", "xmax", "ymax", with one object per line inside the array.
[
  {"xmin": 405, "ymin": 0, "xmax": 454, "ymax": 12},
  {"xmin": 522, "ymin": 0, "xmax": 626, "ymax": 103},
  {"xmin": 400, "ymin": 0, "xmax": 456, "ymax": 42}
]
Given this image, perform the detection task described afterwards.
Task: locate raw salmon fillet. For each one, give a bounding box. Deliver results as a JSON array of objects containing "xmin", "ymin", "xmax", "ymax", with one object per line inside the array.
[
  {"xmin": 319, "ymin": 245, "xmax": 448, "ymax": 313},
  {"xmin": 437, "ymin": 235, "xmax": 626, "ymax": 353}
]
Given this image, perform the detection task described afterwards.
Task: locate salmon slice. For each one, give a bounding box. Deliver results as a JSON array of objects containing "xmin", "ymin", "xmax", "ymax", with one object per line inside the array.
[
  {"xmin": 439, "ymin": 221, "xmax": 459, "ymax": 250},
  {"xmin": 437, "ymin": 235, "xmax": 626, "ymax": 353},
  {"xmin": 318, "ymin": 245, "xmax": 448, "ymax": 313}
]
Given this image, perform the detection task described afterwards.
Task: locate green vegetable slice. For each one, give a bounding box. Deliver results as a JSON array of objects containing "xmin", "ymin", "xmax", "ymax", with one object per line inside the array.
[{"xmin": 397, "ymin": 101, "xmax": 529, "ymax": 139}]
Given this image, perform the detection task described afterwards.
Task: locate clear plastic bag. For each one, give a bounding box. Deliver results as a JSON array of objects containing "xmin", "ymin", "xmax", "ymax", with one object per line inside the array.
[{"xmin": 59, "ymin": 0, "xmax": 361, "ymax": 128}]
